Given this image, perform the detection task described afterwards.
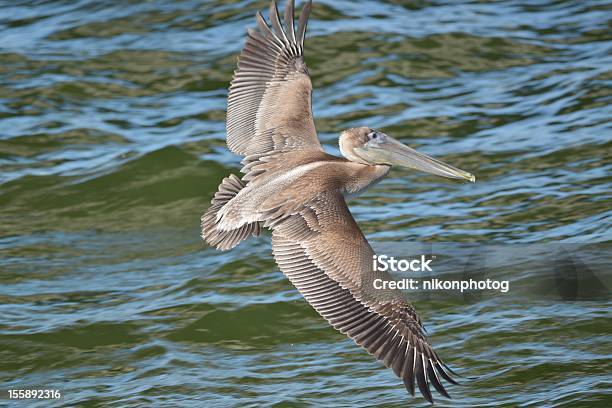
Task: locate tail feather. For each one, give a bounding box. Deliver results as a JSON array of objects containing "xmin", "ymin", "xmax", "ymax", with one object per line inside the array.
[{"xmin": 201, "ymin": 174, "xmax": 261, "ymax": 251}]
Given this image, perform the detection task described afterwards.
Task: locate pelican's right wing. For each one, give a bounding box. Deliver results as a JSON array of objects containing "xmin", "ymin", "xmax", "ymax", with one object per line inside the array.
[
  {"xmin": 227, "ymin": 0, "xmax": 322, "ymax": 157},
  {"xmin": 270, "ymin": 192, "xmax": 457, "ymax": 403}
]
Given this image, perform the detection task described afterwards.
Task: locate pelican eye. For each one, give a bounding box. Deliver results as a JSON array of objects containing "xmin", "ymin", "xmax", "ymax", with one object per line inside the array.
[{"xmin": 367, "ymin": 131, "xmax": 384, "ymax": 145}]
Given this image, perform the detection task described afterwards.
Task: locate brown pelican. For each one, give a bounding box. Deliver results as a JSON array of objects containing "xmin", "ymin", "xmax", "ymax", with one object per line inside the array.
[{"xmin": 201, "ymin": 0, "xmax": 475, "ymax": 403}]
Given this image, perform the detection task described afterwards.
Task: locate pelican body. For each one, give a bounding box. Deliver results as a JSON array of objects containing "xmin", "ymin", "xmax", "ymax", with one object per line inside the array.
[{"xmin": 201, "ymin": 0, "xmax": 475, "ymax": 403}]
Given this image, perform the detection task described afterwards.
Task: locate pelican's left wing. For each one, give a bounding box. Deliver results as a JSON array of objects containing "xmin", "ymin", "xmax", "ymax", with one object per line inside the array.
[
  {"xmin": 227, "ymin": 0, "xmax": 322, "ymax": 157},
  {"xmin": 270, "ymin": 192, "xmax": 457, "ymax": 403}
]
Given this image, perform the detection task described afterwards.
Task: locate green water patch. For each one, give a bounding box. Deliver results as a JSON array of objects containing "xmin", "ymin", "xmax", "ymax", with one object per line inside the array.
[{"xmin": 0, "ymin": 146, "xmax": 232, "ymax": 235}]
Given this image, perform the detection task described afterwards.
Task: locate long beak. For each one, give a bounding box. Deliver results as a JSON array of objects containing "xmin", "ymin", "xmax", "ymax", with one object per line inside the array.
[{"xmin": 362, "ymin": 136, "xmax": 475, "ymax": 182}]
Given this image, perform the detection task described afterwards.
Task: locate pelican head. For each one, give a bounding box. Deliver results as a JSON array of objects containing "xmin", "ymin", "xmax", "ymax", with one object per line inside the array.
[{"xmin": 339, "ymin": 127, "xmax": 475, "ymax": 182}]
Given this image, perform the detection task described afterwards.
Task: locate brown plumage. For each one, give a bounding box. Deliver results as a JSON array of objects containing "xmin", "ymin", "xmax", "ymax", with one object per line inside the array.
[{"xmin": 201, "ymin": 0, "xmax": 475, "ymax": 403}]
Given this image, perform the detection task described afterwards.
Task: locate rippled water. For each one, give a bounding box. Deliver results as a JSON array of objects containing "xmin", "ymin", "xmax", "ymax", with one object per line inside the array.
[{"xmin": 1, "ymin": 0, "xmax": 611, "ymax": 406}]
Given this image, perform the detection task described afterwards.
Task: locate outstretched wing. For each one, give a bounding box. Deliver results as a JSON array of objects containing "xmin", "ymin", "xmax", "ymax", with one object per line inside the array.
[
  {"xmin": 227, "ymin": 0, "xmax": 322, "ymax": 157},
  {"xmin": 270, "ymin": 191, "xmax": 457, "ymax": 403}
]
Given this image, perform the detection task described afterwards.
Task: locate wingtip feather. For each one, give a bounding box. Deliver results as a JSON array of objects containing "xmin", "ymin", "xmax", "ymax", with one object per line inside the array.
[
  {"xmin": 269, "ymin": 1, "xmax": 289, "ymax": 44},
  {"xmin": 428, "ymin": 360, "xmax": 451, "ymax": 399},
  {"xmin": 297, "ymin": 0, "xmax": 312, "ymax": 46},
  {"xmin": 415, "ymin": 353, "xmax": 434, "ymax": 403},
  {"xmin": 284, "ymin": 0, "xmax": 296, "ymax": 42}
]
